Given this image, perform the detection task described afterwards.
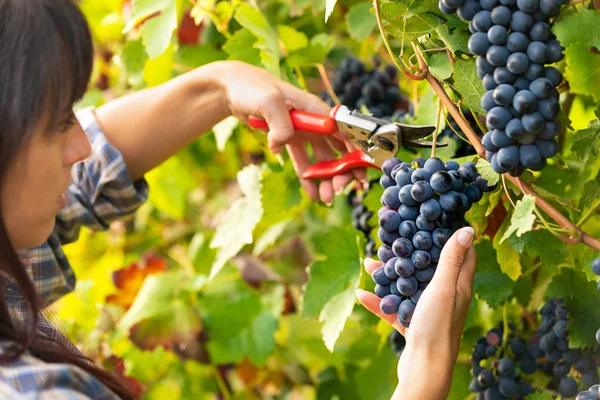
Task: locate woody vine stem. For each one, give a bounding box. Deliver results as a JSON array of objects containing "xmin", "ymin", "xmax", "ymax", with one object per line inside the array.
[{"xmin": 371, "ymin": 0, "xmax": 600, "ymax": 252}]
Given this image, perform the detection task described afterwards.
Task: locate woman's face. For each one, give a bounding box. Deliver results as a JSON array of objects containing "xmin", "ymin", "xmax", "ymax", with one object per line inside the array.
[{"xmin": 1, "ymin": 114, "xmax": 92, "ymax": 249}]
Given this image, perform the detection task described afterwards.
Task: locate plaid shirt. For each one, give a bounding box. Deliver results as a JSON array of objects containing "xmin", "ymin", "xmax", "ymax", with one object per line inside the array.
[{"xmin": 0, "ymin": 108, "xmax": 149, "ymax": 399}]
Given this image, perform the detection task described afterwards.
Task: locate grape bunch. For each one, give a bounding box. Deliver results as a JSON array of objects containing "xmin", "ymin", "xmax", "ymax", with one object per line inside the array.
[
  {"xmin": 320, "ymin": 56, "xmax": 409, "ymax": 119},
  {"xmin": 439, "ymin": 0, "xmax": 565, "ymax": 176},
  {"xmin": 577, "ymin": 385, "xmax": 600, "ymax": 400},
  {"xmin": 348, "ymin": 183, "xmax": 377, "ymax": 257},
  {"xmin": 468, "ymin": 324, "xmax": 538, "ymax": 398},
  {"xmin": 536, "ymin": 298, "xmax": 600, "ymax": 398},
  {"xmin": 372, "ymin": 157, "xmax": 495, "ymax": 327}
]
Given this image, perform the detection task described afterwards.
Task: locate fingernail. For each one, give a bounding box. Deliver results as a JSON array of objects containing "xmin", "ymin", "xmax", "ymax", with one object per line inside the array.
[
  {"xmin": 324, "ymin": 200, "xmax": 333, "ymax": 207},
  {"xmin": 457, "ymin": 227, "xmax": 474, "ymax": 247},
  {"xmin": 355, "ymin": 289, "xmax": 365, "ymax": 297}
]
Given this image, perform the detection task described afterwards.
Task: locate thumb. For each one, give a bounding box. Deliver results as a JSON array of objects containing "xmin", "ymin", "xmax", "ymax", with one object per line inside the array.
[{"xmin": 429, "ymin": 227, "xmax": 474, "ymax": 289}]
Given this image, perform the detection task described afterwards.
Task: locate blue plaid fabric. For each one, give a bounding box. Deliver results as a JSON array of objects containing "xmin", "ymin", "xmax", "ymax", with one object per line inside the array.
[{"xmin": 0, "ymin": 107, "xmax": 149, "ymax": 399}]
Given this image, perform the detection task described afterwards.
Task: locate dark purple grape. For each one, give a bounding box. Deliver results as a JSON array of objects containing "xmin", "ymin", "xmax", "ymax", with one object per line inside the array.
[
  {"xmin": 506, "ymin": 52, "xmax": 529, "ymax": 75},
  {"xmin": 493, "ymin": 84, "xmax": 516, "ymax": 105},
  {"xmin": 513, "ymin": 90, "xmax": 538, "ymax": 114},
  {"xmin": 411, "ymin": 250, "xmax": 431, "ymax": 269},
  {"xmin": 487, "ymin": 24, "xmax": 508, "ymax": 44},
  {"xmin": 497, "ymin": 145, "xmax": 520, "ymax": 170},
  {"xmin": 486, "ymin": 45, "xmax": 510, "ymax": 66},
  {"xmin": 412, "ymin": 231, "xmax": 433, "ymax": 250},
  {"xmin": 392, "ymin": 237, "xmax": 414, "ymax": 258},
  {"xmin": 522, "ymin": 111, "xmax": 545, "ymax": 134},
  {"xmin": 380, "ymin": 294, "xmax": 401, "ymax": 314},
  {"xmin": 491, "ymin": 5, "xmax": 512, "ymax": 25},
  {"xmin": 527, "ymin": 41, "xmax": 549, "ymax": 64},
  {"xmin": 399, "ymin": 220, "xmax": 417, "ymax": 239},
  {"xmin": 510, "ymin": 10, "xmax": 533, "ymax": 33},
  {"xmin": 394, "ymin": 257, "xmax": 416, "ymax": 278},
  {"xmin": 397, "ymin": 276, "xmax": 418, "ymax": 297}
]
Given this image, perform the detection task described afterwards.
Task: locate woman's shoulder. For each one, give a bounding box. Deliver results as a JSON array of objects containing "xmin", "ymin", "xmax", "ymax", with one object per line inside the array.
[{"xmin": 0, "ymin": 341, "xmax": 119, "ymax": 400}]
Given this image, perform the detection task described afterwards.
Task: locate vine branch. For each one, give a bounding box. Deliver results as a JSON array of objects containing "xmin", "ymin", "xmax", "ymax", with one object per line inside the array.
[{"xmin": 407, "ymin": 44, "xmax": 600, "ymax": 252}]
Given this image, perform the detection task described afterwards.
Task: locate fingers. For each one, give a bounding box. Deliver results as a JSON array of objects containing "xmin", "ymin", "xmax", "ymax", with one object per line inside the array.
[
  {"xmin": 256, "ymin": 90, "xmax": 296, "ymax": 155},
  {"xmin": 356, "ymin": 289, "xmax": 406, "ymax": 335},
  {"xmin": 310, "ymin": 137, "xmax": 337, "ymax": 204},
  {"xmin": 428, "ymin": 227, "xmax": 475, "ymax": 292},
  {"xmin": 456, "ymin": 245, "xmax": 477, "ymax": 315},
  {"xmin": 364, "ymin": 258, "xmax": 383, "ymax": 274},
  {"xmin": 286, "ymin": 144, "xmax": 320, "ymax": 201}
]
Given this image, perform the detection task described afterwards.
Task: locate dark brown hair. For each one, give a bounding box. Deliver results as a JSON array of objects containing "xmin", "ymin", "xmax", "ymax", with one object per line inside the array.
[{"xmin": 0, "ymin": 1, "xmax": 135, "ymax": 398}]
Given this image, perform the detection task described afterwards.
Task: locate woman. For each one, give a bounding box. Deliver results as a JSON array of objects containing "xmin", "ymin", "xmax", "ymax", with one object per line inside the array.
[{"xmin": 0, "ymin": 0, "xmax": 476, "ymax": 398}]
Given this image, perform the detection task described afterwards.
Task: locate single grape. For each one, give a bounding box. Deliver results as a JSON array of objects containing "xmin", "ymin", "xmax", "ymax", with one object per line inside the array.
[
  {"xmin": 520, "ymin": 144, "xmax": 544, "ymax": 170},
  {"xmin": 539, "ymin": 0, "xmax": 562, "ymax": 16},
  {"xmin": 486, "ymin": 106, "xmax": 512, "ymax": 130},
  {"xmin": 525, "ymin": 63, "xmax": 544, "ymax": 81},
  {"xmin": 529, "ymin": 77, "xmax": 553, "ymax": 99},
  {"xmin": 445, "ymin": 160, "xmax": 460, "ymax": 171},
  {"xmin": 487, "ymin": 24, "xmax": 508, "ymax": 44},
  {"xmin": 483, "ymin": 132, "xmax": 500, "ymax": 151},
  {"xmin": 392, "ymin": 237, "xmax": 414, "ymax": 258},
  {"xmin": 481, "ymin": 0, "xmax": 499, "ymax": 9},
  {"xmin": 469, "ymin": 32, "xmax": 491, "ymax": 56},
  {"xmin": 399, "ymin": 220, "xmax": 417, "ymax": 239},
  {"xmin": 535, "ymin": 138, "xmax": 558, "ymax": 158},
  {"xmin": 397, "ymin": 276, "xmax": 418, "ymax": 297},
  {"xmin": 513, "ymin": 90, "xmax": 538, "ymax": 114},
  {"xmin": 530, "ymin": 21, "xmax": 551, "ymax": 41},
  {"xmin": 397, "ymin": 299, "xmax": 416, "ymax": 322},
  {"xmin": 477, "ymin": 56, "xmax": 496, "ymax": 75},
  {"xmin": 380, "ymin": 210, "xmax": 401, "ymax": 232},
  {"xmin": 424, "ymin": 157, "xmax": 446, "ymax": 173},
  {"xmin": 466, "ymin": 185, "xmax": 483, "ymax": 202},
  {"xmin": 380, "ymin": 294, "xmax": 402, "ymax": 315},
  {"xmin": 412, "ymin": 231, "xmax": 433, "ymax": 250},
  {"xmin": 457, "ymin": 0, "xmax": 482, "ymax": 20},
  {"xmin": 546, "ymin": 39, "xmax": 564, "ymax": 63},
  {"xmin": 491, "ymin": 5, "xmax": 512, "ymax": 25},
  {"xmin": 394, "ymin": 167, "xmax": 413, "ymax": 186},
  {"xmin": 497, "ymin": 145, "xmax": 520, "ymax": 170},
  {"xmin": 414, "ymin": 265, "xmax": 435, "ymax": 283},
  {"xmin": 378, "ymin": 244, "xmax": 395, "ymax": 263},
  {"xmin": 517, "ymin": 0, "xmax": 539, "ymax": 13},
  {"xmin": 449, "ymin": 170, "xmax": 464, "ymax": 191},
  {"xmin": 399, "ymin": 184, "xmax": 417, "ymax": 206},
  {"xmin": 486, "ymin": 45, "xmax": 510, "ymax": 66},
  {"xmin": 511, "ymin": 10, "xmax": 533, "ymax": 32},
  {"xmin": 411, "ymin": 180, "xmax": 434, "ymax": 202},
  {"xmin": 493, "ymin": 84, "xmax": 516, "ymax": 105},
  {"xmin": 440, "ymin": 191, "xmax": 462, "ymax": 213},
  {"xmin": 411, "ymin": 250, "xmax": 431, "ymax": 269},
  {"xmin": 483, "ymin": 74, "xmax": 498, "ymax": 91},
  {"xmin": 507, "ymin": 32, "xmax": 529, "ymax": 53},
  {"xmin": 382, "ymin": 158, "xmax": 402, "ymax": 175},
  {"xmin": 429, "ymin": 246, "xmax": 441, "ymax": 263},
  {"xmin": 458, "ymin": 161, "xmax": 479, "ymax": 182},
  {"xmin": 506, "ymin": 52, "xmax": 529, "ymax": 75},
  {"xmin": 432, "ymin": 228, "xmax": 452, "ymax": 248},
  {"xmin": 514, "ymin": 76, "xmax": 531, "ymax": 91},
  {"xmin": 380, "ymin": 174, "xmax": 395, "ymax": 189},
  {"xmin": 481, "ymin": 90, "xmax": 498, "ymax": 112},
  {"xmin": 559, "ymin": 377, "xmax": 578, "ymax": 398},
  {"xmin": 522, "ymin": 112, "xmax": 545, "ymax": 134},
  {"xmin": 506, "ymin": 118, "xmax": 525, "ymax": 139},
  {"xmin": 527, "ymin": 41, "xmax": 549, "ymax": 64},
  {"xmin": 498, "ymin": 358, "xmax": 515, "ymax": 375},
  {"xmin": 544, "ymin": 66, "xmax": 563, "ymax": 86},
  {"xmin": 411, "ymin": 168, "xmax": 433, "ymax": 183},
  {"xmin": 382, "ymin": 186, "xmax": 401, "ymax": 208},
  {"xmin": 420, "ymin": 198, "xmax": 442, "ymax": 220},
  {"xmin": 430, "ymin": 171, "xmax": 453, "ymax": 193},
  {"xmin": 372, "ymin": 266, "xmax": 391, "ymax": 285},
  {"xmin": 394, "ymin": 257, "xmax": 416, "ymax": 278},
  {"xmin": 538, "ymin": 97, "xmax": 560, "ymax": 120},
  {"xmin": 473, "ymin": 10, "xmax": 493, "ymax": 31},
  {"xmin": 375, "ymin": 284, "xmax": 391, "ymax": 298},
  {"xmin": 378, "ymin": 228, "xmax": 400, "ymax": 245},
  {"xmin": 398, "ymin": 204, "xmax": 419, "ymax": 221}
]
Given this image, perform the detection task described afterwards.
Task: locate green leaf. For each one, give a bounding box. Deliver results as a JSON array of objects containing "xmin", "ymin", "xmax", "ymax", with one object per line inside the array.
[
  {"xmin": 512, "ymin": 276, "xmax": 533, "ymax": 307},
  {"xmin": 277, "ymin": 25, "xmax": 308, "ymax": 52},
  {"xmin": 414, "ymin": 86, "xmax": 438, "ymax": 127},
  {"xmin": 580, "ymin": 176, "xmax": 600, "ymax": 210},
  {"xmin": 563, "ymin": 43, "xmax": 600, "ymax": 102},
  {"xmin": 387, "ymin": 13, "xmax": 443, "ymax": 41},
  {"xmin": 500, "ymin": 195, "xmax": 536, "ymax": 243},
  {"xmin": 509, "ymin": 230, "xmax": 567, "ymax": 271},
  {"xmin": 473, "ymin": 238, "xmax": 516, "ymax": 308},
  {"xmin": 525, "ymin": 392, "xmax": 554, "ymax": 400},
  {"xmin": 346, "ymin": 3, "xmax": 378, "ymax": 41},
  {"xmin": 213, "ymin": 116, "xmax": 239, "ymax": 151},
  {"xmin": 571, "ymin": 119, "xmax": 600, "ymax": 164},
  {"xmin": 355, "ymin": 347, "xmax": 398, "ymax": 400},
  {"xmin": 428, "ymin": 52, "xmax": 453, "ymax": 81},
  {"xmin": 476, "ymin": 158, "xmax": 500, "ymax": 187},
  {"xmin": 209, "ymin": 165, "xmax": 263, "ymax": 280},
  {"xmin": 234, "ymin": 3, "xmax": 281, "ymax": 76},
  {"xmin": 252, "ymin": 220, "xmax": 290, "ymax": 256},
  {"xmin": 145, "ymin": 154, "xmax": 197, "ymax": 219},
  {"xmin": 121, "ymin": 39, "xmax": 148, "ymax": 82},
  {"xmin": 552, "ymin": 8, "xmax": 600, "ymax": 49},
  {"xmin": 223, "ymin": 31, "xmax": 261, "ymax": 66},
  {"xmin": 379, "ymin": 0, "xmax": 437, "ymax": 19},
  {"xmin": 124, "ymin": 0, "xmax": 178, "ymax": 59},
  {"xmin": 286, "ymin": 33, "xmax": 335, "ymax": 67},
  {"xmin": 494, "ymin": 217, "xmax": 522, "ymax": 281},
  {"xmin": 175, "ymin": 44, "xmax": 227, "ymax": 68},
  {"xmin": 260, "ymin": 163, "xmax": 303, "ymax": 226},
  {"xmin": 302, "ymin": 227, "xmax": 361, "ymax": 351},
  {"xmin": 436, "ymin": 25, "xmax": 469, "ymax": 55},
  {"xmin": 447, "ymin": 363, "xmax": 472, "ymax": 400},
  {"xmin": 325, "ymin": 0, "xmax": 337, "ymax": 22},
  {"xmin": 452, "ymin": 58, "xmax": 486, "ymax": 114},
  {"xmin": 198, "ymin": 273, "xmax": 284, "ymax": 365},
  {"xmin": 547, "ymin": 268, "xmax": 600, "ymax": 348},
  {"xmin": 142, "ymin": 43, "xmax": 174, "ymax": 86}
]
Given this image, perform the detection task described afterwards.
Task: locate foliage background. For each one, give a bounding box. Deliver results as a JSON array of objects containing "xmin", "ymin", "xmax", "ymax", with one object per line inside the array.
[{"xmin": 47, "ymin": 0, "xmax": 600, "ymax": 398}]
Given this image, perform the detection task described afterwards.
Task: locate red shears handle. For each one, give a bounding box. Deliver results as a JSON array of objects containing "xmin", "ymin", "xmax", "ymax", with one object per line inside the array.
[
  {"xmin": 247, "ymin": 105, "xmax": 380, "ymax": 180},
  {"xmin": 247, "ymin": 106, "xmax": 341, "ymax": 135}
]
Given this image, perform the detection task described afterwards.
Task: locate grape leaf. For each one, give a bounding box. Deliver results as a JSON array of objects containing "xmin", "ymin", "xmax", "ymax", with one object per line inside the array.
[
  {"xmin": 175, "ymin": 44, "xmax": 227, "ymax": 69},
  {"xmin": 209, "ymin": 165, "xmax": 263, "ymax": 280},
  {"xmin": 571, "ymin": 119, "xmax": 600, "ymax": 164},
  {"xmin": 302, "ymin": 227, "xmax": 361, "ymax": 351},
  {"xmin": 145, "ymin": 154, "xmax": 197, "ymax": 219},
  {"xmin": 121, "ymin": 39, "xmax": 148, "ymax": 85},
  {"xmin": 414, "ymin": 86, "xmax": 438, "ymax": 127},
  {"xmin": 473, "ymin": 238, "xmax": 516, "ymax": 308},
  {"xmin": 222, "ymin": 28, "xmax": 261, "ymax": 65},
  {"xmin": 500, "ymin": 195, "xmax": 536, "ymax": 243},
  {"xmin": 355, "ymin": 346, "xmax": 398, "ymax": 400},
  {"xmin": 198, "ymin": 272, "xmax": 284, "ymax": 365},
  {"xmin": 493, "ymin": 217, "xmax": 522, "ymax": 281},
  {"xmin": 252, "ymin": 220, "xmax": 290, "ymax": 256},
  {"xmin": 579, "ymin": 176, "xmax": 600, "ymax": 210},
  {"xmin": 124, "ymin": 0, "xmax": 178, "ymax": 60},
  {"xmin": 387, "ymin": 13, "xmax": 443, "ymax": 41},
  {"xmin": 563, "ymin": 43, "xmax": 600, "ymax": 102},
  {"xmin": 379, "ymin": 0, "xmax": 437, "ymax": 19},
  {"xmin": 452, "ymin": 58, "xmax": 486, "ymax": 114},
  {"xmin": 234, "ymin": 3, "xmax": 281, "ymax": 76},
  {"xmin": 552, "ymin": 8, "xmax": 600, "ymax": 49},
  {"xmin": 142, "ymin": 43, "xmax": 174, "ymax": 87},
  {"xmin": 436, "ymin": 25, "xmax": 469, "ymax": 55},
  {"xmin": 428, "ymin": 52, "xmax": 453, "ymax": 81},
  {"xmin": 286, "ymin": 33, "xmax": 335, "ymax": 67},
  {"xmin": 346, "ymin": 3, "xmax": 378, "ymax": 41},
  {"xmin": 277, "ymin": 25, "xmax": 308, "ymax": 53},
  {"xmin": 546, "ymin": 268, "xmax": 600, "ymax": 348},
  {"xmin": 476, "ymin": 158, "xmax": 500, "ymax": 187},
  {"xmin": 213, "ymin": 116, "xmax": 239, "ymax": 151},
  {"xmin": 509, "ymin": 230, "xmax": 566, "ymax": 271},
  {"xmin": 512, "ymin": 275, "xmax": 533, "ymax": 307},
  {"xmin": 260, "ymin": 163, "xmax": 303, "ymax": 226}
]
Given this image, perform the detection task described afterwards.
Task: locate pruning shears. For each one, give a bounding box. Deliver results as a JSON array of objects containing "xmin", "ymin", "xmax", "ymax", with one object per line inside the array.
[{"xmin": 248, "ymin": 105, "xmax": 446, "ymax": 180}]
